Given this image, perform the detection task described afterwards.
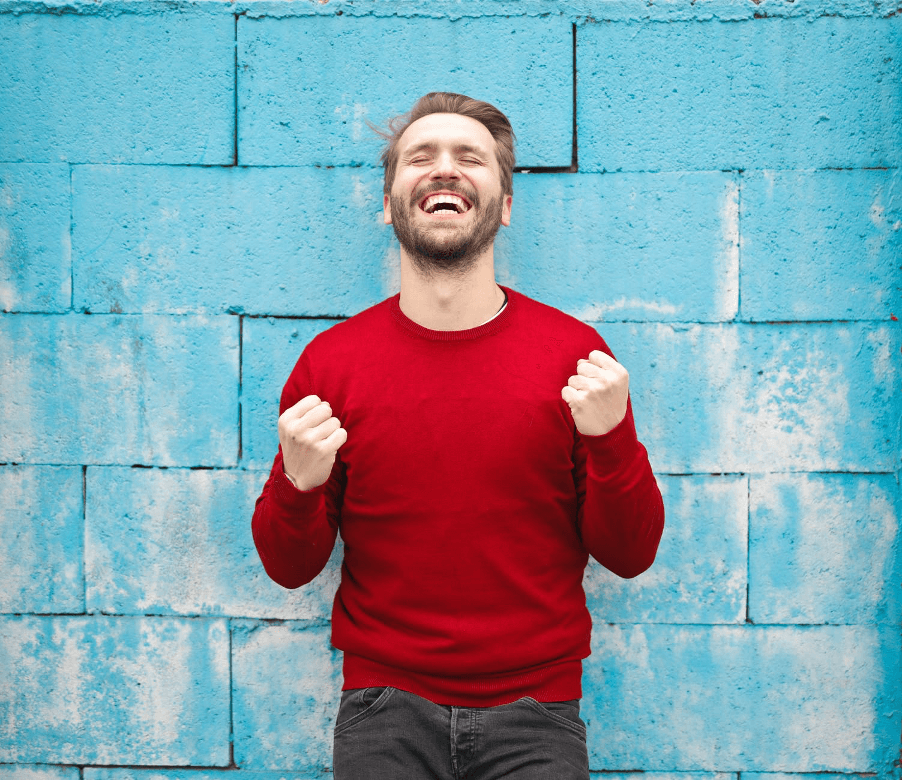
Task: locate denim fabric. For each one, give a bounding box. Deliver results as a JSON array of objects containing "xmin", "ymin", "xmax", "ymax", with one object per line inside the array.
[{"xmin": 333, "ymin": 686, "xmax": 589, "ymax": 780}]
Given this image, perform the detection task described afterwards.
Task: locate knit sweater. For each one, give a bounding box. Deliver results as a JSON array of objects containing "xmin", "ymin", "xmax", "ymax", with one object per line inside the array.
[{"xmin": 252, "ymin": 286, "xmax": 665, "ymax": 706}]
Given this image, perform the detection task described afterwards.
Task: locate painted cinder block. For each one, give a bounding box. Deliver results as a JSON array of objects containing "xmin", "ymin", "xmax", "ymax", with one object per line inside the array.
[
  {"xmin": 72, "ymin": 165, "xmax": 393, "ymax": 316},
  {"xmin": 85, "ymin": 466, "xmax": 342, "ymax": 619},
  {"xmin": 0, "ymin": 12, "xmax": 233, "ymax": 164},
  {"xmin": 578, "ymin": 17, "xmax": 902, "ymax": 172},
  {"xmin": 0, "ymin": 465, "xmax": 83, "ymax": 614},
  {"xmin": 238, "ymin": 15, "xmax": 572, "ymax": 167},
  {"xmin": 232, "ymin": 622, "xmax": 341, "ymax": 771},
  {"xmin": 749, "ymin": 473, "xmax": 901, "ymax": 625},
  {"xmin": 0, "ymin": 314, "xmax": 238, "ymax": 466},
  {"xmin": 585, "ymin": 475, "xmax": 747, "ymax": 624},
  {"xmin": 582, "ymin": 624, "xmax": 902, "ymax": 770},
  {"xmin": 496, "ymin": 172, "xmax": 739, "ymax": 322},
  {"xmin": 0, "ymin": 615, "xmax": 230, "ymax": 765},
  {"xmin": 242, "ymin": 317, "xmax": 343, "ymax": 470},
  {"xmin": 87, "ymin": 772, "xmax": 329, "ymax": 780},
  {"xmin": 0, "ymin": 769, "xmax": 78, "ymax": 780},
  {"xmin": 0, "ymin": 164, "xmax": 71, "ymax": 312},
  {"xmin": 741, "ymin": 169, "xmax": 902, "ymax": 321},
  {"xmin": 598, "ymin": 322, "xmax": 901, "ymax": 473}
]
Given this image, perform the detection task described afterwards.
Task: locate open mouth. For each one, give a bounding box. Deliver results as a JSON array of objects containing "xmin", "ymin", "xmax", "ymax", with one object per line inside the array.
[{"xmin": 419, "ymin": 192, "xmax": 472, "ymax": 216}]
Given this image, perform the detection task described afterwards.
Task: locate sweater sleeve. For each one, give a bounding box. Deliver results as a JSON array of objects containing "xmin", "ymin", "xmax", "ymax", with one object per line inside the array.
[
  {"xmin": 251, "ymin": 351, "xmax": 345, "ymax": 590},
  {"xmin": 573, "ymin": 397, "xmax": 665, "ymax": 580}
]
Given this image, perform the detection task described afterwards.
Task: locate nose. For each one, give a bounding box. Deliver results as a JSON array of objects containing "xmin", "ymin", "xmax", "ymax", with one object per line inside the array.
[{"xmin": 429, "ymin": 151, "xmax": 461, "ymax": 181}]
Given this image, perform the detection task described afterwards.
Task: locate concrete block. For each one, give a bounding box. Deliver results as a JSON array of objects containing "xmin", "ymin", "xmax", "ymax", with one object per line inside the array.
[
  {"xmin": 578, "ymin": 17, "xmax": 902, "ymax": 171},
  {"xmin": 87, "ymin": 772, "xmax": 328, "ymax": 780},
  {"xmin": 0, "ymin": 615, "xmax": 230, "ymax": 765},
  {"xmin": 0, "ymin": 164, "xmax": 71, "ymax": 312},
  {"xmin": 496, "ymin": 172, "xmax": 739, "ymax": 321},
  {"xmin": 85, "ymin": 467, "xmax": 342, "ymax": 619},
  {"xmin": 0, "ymin": 314, "xmax": 238, "ymax": 466},
  {"xmin": 750, "ymin": 473, "xmax": 901, "ymax": 625},
  {"xmin": 238, "ymin": 16, "xmax": 572, "ymax": 167},
  {"xmin": 0, "ymin": 465, "xmax": 83, "ymax": 614},
  {"xmin": 582, "ymin": 624, "xmax": 902, "ymax": 770},
  {"xmin": 72, "ymin": 165, "xmax": 393, "ymax": 316},
  {"xmin": 0, "ymin": 13, "xmax": 233, "ymax": 164},
  {"xmin": 232, "ymin": 622, "xmax": 341, "ymax": 771},
  {"xmin": 242, "ymin": 317, "xmax": 342, "ymax": 470},
  {"xmin": 599, "ymin": 322, "xmax": 901, "ymax": 473},
  {"xmin": 584, "ymin": 475, "xmax": 747, "ymax": 624},
  {"xmin": 0, "ymin": 766, "xmax": 79, "ymax": 780},
  {"xmin": 741, "ymin": 169, "xmax": 902, "ymax": 321}
]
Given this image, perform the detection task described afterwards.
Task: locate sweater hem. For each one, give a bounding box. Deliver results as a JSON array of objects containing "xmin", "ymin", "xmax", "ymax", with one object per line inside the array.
[{"xmin": 341, "ymin": 652, "xmax": 584, "ymax": 707}]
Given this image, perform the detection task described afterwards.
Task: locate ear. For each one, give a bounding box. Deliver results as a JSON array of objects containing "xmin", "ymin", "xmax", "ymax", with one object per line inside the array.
[
  {"xmin": 383, "ymin": 193, "xmax": 393, "ymax": 225},
  {"xmin": 501, "ymin": 194, "xmax": 513, "ymax": 227}
]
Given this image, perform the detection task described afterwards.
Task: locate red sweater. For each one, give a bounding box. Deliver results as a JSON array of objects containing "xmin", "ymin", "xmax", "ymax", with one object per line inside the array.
[{"xmin": 252, "ymin": 287, "xmax": 664, "ymax": 706}]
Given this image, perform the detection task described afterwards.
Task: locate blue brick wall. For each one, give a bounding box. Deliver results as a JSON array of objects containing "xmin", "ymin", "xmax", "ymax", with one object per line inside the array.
[{"xmin": 0, "ymin": 1, "xmax": 899, "ymax": 777}]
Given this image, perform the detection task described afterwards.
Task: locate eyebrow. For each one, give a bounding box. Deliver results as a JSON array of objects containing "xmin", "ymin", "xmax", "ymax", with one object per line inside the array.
[{"xmin": 401, "ymin": 142, "xmax": 490, "ymax": 159}]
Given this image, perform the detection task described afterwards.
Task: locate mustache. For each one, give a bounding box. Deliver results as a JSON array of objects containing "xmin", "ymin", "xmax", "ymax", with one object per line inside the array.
[{"xmin": 410, "ymin": 182, "xmax": 477, "ymax": 207}]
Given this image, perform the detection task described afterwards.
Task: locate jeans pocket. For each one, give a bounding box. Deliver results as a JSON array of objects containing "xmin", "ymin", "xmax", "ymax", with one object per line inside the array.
[
  {"xmin": 521, "ymin": 697, "xmax": 587, "ymax": 739},
  {"xmin": 334, "ymin": 686, "xmax": 393, "ymax": 735}
]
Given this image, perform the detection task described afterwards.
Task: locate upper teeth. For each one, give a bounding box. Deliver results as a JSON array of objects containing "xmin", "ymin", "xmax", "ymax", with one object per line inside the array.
[{"xmin": 423, "ymin": 194, "xmax": 469, "ymax": 214}]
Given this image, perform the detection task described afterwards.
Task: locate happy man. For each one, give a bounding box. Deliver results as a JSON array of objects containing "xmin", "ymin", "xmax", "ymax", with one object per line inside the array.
[{"xmin": 252, "ymin": 92, "xmax": 665, "ymax": 780}]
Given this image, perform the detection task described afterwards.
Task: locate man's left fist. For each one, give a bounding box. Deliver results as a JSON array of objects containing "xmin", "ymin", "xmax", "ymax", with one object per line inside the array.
[{"xmin": 561, "ymin": 350, "xmax": 629, "ymax": 436}]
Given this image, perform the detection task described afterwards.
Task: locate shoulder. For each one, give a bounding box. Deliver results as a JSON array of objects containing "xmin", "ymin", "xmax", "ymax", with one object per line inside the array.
[
  {"xmin": 304, "ymin": 295, "xmax": 397, "ymax": 358},
  {"xmin": 508, "ymin": 288, "xmax": 610, "ymax": 353}
]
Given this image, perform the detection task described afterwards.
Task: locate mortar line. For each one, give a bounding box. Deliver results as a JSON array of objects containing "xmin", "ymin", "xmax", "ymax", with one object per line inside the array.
[
  {"xmin": 745, "ymin": 473, "xmax": 752, "ymax": 624},
  {"xmin": 228, "ymin": 618, "xmax": 236, "ymax": 767},
  {"xmin": 736, "ymin": 170, "xmax": 743, "ymax": 321},
  {"xmin": 81, "ymin": 464, "xmax": 88, "ymax": 615},
  {"xmin": 238, "ymin": 314, "xmax": 244, "ymax": 464},
  {"xmin": 233, "ymin": 13, "xmax": 239, "ymax": 167},
  {"xmin": 571, "ymin": 21, "xmax": 578, "ymax": 171},
  {"xmin": 69, "ymin": 164, "xmax": 75, "ymax": 312}
]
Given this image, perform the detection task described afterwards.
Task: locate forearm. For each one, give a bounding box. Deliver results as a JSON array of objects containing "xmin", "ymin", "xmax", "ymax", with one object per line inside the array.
[
  {"xmin": 251, "ymin": 450, "xmax": 339, "ymax": 589},
  {"xmin": 577, "ymin": 405, "xmax": 665, "ymax": 579}
]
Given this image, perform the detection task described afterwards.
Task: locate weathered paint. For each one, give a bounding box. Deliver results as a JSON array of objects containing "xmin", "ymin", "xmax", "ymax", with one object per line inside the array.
[
  {"xmin": 0, "ymin": 465, "xmax": 84, "ymax": 614},
  {"xmin": 85, "ymin": 467, "xmax": 342, "ymax": 619},
  {"xmin": 238, "ymin": 15, "xmax": 572, "ymax": 167},
  {"xmin": 0, "ymin": 164, "xmax": 71, "ymax": 313},
  {"xmin": 0, "ymin": 2, "xmax": 900, "ymax": 777},
  {"xmin": 0, "ymin": 616, "xmax": 230, "ymax": 764}
]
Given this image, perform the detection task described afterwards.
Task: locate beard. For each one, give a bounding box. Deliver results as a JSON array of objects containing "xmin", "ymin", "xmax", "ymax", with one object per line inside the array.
[{"xmin": 389, "ymin": 183, "xmax": 504, "ymax": 278}]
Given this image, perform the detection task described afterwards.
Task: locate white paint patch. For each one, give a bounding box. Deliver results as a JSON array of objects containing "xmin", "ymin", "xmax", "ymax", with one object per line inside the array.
[
  {"xmin": 351, "ymin": 175, "xmax": 375, "ymax": 210},
  {"xmin": 0, "ymin": 224, "xmax": 11, "ymax": 260},
  {"xmin": 0, "ymin": 281, "xmax": 15, "ymax": 311},
  {"xmin": 716, "ymin": 179, "xmax": 740, "ymax": 320},
  {"xmin": 381, "ymin": 242, "xmax": 401, "ymax": 296},
  {"xmin": 575, "ymin": 297, "xmax": 681, "ymax": 321},
  {"xmin": 334, "ymin": 101, "xmax": 371, "ymax": 142}
]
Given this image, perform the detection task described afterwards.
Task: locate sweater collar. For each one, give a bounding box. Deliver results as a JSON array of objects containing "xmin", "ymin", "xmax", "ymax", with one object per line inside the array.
[{"xmin": 390, "ymin": 285, "xmax": 516, "ymax": 342}]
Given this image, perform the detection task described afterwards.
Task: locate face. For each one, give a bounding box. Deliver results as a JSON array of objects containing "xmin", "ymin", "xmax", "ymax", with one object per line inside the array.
[{"xmin": 384, "ymin": 113, "xmax": 513, "ymax": 276}]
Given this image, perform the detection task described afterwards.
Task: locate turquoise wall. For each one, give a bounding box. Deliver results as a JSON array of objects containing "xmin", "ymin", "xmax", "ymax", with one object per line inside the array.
[{"xmin": 1, "ymin": 0, "xmax": 900, "ymax": 775}]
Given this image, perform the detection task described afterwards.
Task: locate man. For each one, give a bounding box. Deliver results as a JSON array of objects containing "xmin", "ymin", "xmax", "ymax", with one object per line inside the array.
[{"xmin": 252, "ymin": 92, "xmax": 665, "ymax": 779}]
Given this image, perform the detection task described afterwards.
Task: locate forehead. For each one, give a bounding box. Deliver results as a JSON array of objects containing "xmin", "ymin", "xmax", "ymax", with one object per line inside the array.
[{"xmin": 397, "ymin": 113, "xmax": 496, "ymax": 158}]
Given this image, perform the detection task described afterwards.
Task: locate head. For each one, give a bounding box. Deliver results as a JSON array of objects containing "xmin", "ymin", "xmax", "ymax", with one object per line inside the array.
[{"xmin": 377, "ymin": 93, "xmax": 516, "ymax": 276}]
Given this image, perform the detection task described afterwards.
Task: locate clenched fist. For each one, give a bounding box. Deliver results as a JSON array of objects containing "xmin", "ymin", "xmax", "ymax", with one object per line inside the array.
[
  {"xmin": 561, "ymin": 350, "xmax": 629, "ymax": 436},
  {"xmin": 278, "ymin": 394, "xmax": 348, "ymax": 491}
]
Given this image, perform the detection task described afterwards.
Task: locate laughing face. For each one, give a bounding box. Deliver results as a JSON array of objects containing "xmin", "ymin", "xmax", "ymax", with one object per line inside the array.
[{"xmin": 384, "ymin": 113, "xmax": 512, "ymax": 277}]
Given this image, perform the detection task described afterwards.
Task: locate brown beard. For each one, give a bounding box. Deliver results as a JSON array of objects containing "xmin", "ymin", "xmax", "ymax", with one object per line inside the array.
[{"xmin": 389, "ymin": 184, "xmax": 504, "ymax": 278}]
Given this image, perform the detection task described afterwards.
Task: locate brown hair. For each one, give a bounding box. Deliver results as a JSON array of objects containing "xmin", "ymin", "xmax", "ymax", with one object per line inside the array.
[{"xmin": 374, "ymin": 92, "xmax": 516, "ymax": 196}]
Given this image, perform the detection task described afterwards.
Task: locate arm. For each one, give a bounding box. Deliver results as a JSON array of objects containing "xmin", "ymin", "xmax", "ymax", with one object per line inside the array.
[
  {"xmin": 562, "ymin": 348, "xmax": 665, "ymax": 579},
  {"xmin": 251, "ymin": 354, "xmax": 347, "ymax": 590},
  {"xmin": 573, "ymin": 400, "xmax": 664, "ymax": 578}
]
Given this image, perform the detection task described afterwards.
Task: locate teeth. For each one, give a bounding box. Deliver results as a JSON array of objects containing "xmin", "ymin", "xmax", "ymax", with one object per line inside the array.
[{"xmin": 422, "ymin": 194, "xmax": 470, "ymax": 214}]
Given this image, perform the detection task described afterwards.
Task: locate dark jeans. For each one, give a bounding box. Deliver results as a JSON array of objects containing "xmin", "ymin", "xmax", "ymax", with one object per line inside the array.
[{"xmin": 333, "ymin": 686, "xmax": 590, "ymax": 780}]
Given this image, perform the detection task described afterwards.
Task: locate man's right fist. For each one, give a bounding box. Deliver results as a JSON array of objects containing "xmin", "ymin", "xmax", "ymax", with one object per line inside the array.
[{"xmin": 278, "ymin": 394, "xmax": 348, "ymax": 491}]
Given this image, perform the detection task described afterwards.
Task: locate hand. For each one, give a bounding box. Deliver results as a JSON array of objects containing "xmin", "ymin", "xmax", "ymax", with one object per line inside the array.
[
  {"xmin": 561, "ymin": 350, "xmax": 629, "ymax": 436},
  {"xmin": 278, "ymin": 395, "xmax": 347, "ymax": 491}
]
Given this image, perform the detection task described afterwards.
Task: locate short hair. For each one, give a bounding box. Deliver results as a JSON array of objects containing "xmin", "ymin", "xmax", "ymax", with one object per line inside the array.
[{"xmin": 375, "ymin": 92, "xmax": 516, "ymax": 196}]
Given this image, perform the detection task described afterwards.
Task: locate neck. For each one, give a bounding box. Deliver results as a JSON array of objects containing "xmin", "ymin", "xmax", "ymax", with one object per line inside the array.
[{"xmin": 397, "ymin": 245, "xmax": 505, "ymax": 331}]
